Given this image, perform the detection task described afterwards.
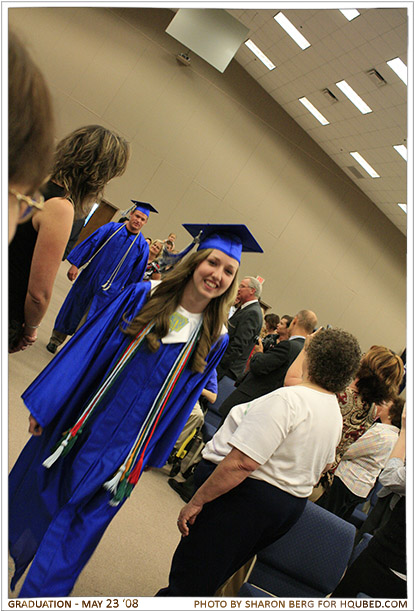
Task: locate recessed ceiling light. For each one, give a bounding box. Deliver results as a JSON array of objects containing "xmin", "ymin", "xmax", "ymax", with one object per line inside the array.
[
  {"xmin": 393, "ymin": 145, "xmax": 407, "ymax": 161},
  {"xmin": 350, "ymin": 152, "xmax": 380, "ymax": 178},
  {"xmin": 274, "ymin": 13, "xmax": 311, "ymax": 50},
  {"xmin": 245, "ymin": 39, "xmax": 276, "ymax": 70},
  {"xmin": 299, "ymin": 97, "xmax": 329, "ymax": 125},
  {"xmin": 398, "ymin": 203, "xmax": 407, "ymax": 213},
  {"xmin": 339, "ymin": 9, "xmax": 360, "ymax": 21},
  {"xmin": 336, "ymin": 80, "xmax": 372, "ymax": 114},
  {"xmin": 387, "ymin": 57, "xmax": 407, "ymax": 85}
]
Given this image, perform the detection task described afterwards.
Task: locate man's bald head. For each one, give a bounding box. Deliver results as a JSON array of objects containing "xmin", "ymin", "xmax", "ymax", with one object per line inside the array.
[{"xmin": 290, "ymin": 310, "xmax": 318, "ymax": 336}]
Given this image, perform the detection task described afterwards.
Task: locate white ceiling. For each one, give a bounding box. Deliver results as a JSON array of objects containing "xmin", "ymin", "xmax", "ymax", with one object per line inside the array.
[{"xmin": 225, "ymin": 7, "xmax": 408, "ymax": 236}]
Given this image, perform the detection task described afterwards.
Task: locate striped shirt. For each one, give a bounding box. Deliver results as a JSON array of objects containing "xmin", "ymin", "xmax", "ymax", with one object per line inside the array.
[{"xmin": 335, "ymin": 422, "xmax": 399, "ymax": 498}]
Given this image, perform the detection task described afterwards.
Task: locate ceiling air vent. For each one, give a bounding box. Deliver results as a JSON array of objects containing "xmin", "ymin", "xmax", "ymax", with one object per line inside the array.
[
  {"xmin": 367, "ymin": 68, "xmax": 387, "ymax": 87},
  {"xmin": 346, "ymin": 165, "xmax": 365, "ymax": 179},
  {"xmin": 322, "ymin": 88, "xmax": 339, "ymax": 103}
]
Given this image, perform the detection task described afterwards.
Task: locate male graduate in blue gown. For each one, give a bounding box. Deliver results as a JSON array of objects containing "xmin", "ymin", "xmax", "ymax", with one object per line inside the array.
[{"xmin": 46, "ymin": 201, "xmax": 157, "ymax": 353}]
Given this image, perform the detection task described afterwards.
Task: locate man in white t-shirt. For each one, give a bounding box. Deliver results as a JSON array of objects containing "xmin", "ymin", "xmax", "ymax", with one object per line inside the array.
[{"xmin": 157, "ymin": 327, "xmax": 362, "ymax": 597}]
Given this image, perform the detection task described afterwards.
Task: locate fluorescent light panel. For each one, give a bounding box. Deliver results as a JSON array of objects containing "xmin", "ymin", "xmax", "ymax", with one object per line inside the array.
[
  {"xmin": 350, "ymin": 152, "xmax": 380, "ymax": 178},
  {"xmin": 299, "ymin": 97, "xmax": 329, "ymax": 125},
  {"xmin": 336, "ymin": 80, "xmax": 372, "ymax": 114},
  {"xmin": 245, "ymin": 39, "xmax": 275, "ymax": 70},
  {"xmin": 274, "ymin": 13, "xmax": 311, "ymax": 50},
  {"xmin": 398, "ymin": 203, "xmax": 407, "ymax": 213},
  {"xmin": 387, "ymin": 57, "xmax": 407, "ymax": 85},
  {"xmin": 393, "ymin": 145, "xmax": 407, "ymax": 161},
  {"xmin": 339, "ymin": 9, "xmax": 360, "ymax": 21}
]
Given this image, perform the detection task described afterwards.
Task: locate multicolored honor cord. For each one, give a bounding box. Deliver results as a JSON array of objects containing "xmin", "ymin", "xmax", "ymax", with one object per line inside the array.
[
  {"xmin": 103, "ymin": 318, "xmax": 203, "ymax": 506},
  {"xmin": 42, "ymin": 321, "xmax": 155, "ymax": 469},
  {"xmin": 43, "ymin": 317, "xmax": 203, "ymax": 506}
]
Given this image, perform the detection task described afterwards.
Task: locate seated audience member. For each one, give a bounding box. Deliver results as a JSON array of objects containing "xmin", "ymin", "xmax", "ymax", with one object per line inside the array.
[
  {"xmin": 331, "ymin": 408, "xmax": 406, "ymax": 599},
  {"xmin": 285, "ymin": 344, "xmax": 404, "ymax": 499},
  {"xmin": 10, "ymin": 125, "xmax": 130, "ymax": 354},
  {"xmin": 144, "ymin": 236, "xmax": 152, "ymax": 245},
  {"xmin": 261, "ymin": 313, "xmax": 280, "ymax": 351},
  {"xmin": 276, "ymin": 314, "xmax": 293, "ymax": 343},
  {"xmin": 8, "ymin": 30, "xmax": 54, "ymax": 244},
  {"xmin": 143, "ymin": 239, "xmax": 164, "ymax": 281},
  {"xmin": 355, "ymin": 402, "xmax": 406, "ymax": 544},
  {"xmin": 317, "ymin": 396, "xmax": 404, "ymax": 521},
  {"xmin": 218, "ymin": 310, "xmax": 317, "ymax": 422},
  {"xmin": 157, "ymin": 328, "xmax": 362, "ymax": 596}
]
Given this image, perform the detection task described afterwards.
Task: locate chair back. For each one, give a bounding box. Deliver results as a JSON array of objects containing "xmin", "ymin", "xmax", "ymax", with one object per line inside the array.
[{"xmin": 249, "ymin": 501, "xmax": 355, "ymax": 597}]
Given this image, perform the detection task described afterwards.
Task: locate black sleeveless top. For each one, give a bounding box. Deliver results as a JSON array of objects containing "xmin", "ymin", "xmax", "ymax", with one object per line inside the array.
[{"xmin": 8, "ymin": 182, "xmax": 66, "ymax": 326}]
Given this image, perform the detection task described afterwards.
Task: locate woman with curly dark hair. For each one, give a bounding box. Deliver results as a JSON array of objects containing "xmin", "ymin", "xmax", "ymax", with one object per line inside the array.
[
  {"xmin": 285, "ymin": 340, "xmax": 404, "ymax": 498},
  {"xmin": 157, "ymin": 327, "xmax": 362, "ymax": 596},
  {"xmin": 9, "ymin": 124, "xmax": 130, "ymax": 353}
]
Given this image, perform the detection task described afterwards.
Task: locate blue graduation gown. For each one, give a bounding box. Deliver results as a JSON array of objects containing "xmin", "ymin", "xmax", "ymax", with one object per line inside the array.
[
  {"xmin": 9, "ymin": 282, "xmax": 228, "ymax": 597},
  {"xmin": 53, "ymin": 222, "xmax": 149, "ymax": 335}
]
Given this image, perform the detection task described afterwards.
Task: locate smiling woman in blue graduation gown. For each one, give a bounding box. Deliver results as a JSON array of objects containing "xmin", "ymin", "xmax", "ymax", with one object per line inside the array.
[{"xmin": 9, "ymin": 224, "xmax": 262, "ymax": 598}]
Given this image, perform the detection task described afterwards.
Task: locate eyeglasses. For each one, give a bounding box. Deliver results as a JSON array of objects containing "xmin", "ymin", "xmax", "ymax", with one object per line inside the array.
[{"xmin": 9, "ymin": 188, "xmax": 45, "ymax": 223}]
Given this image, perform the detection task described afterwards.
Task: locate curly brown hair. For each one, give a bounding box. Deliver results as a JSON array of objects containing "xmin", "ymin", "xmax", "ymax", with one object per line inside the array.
[
  {"xmin": 355, "ymin": 346, "xmax": 404, "ymax": 405},
  {"xmin": 124, "ymin": 249, "xmax": 238, "ymax": 373},
  {"xmin": 51, "ymin": 125, "xmax": 130, "ymax": 218},
  {"xmin": 306, "ymin": 328, "xmax": 362, "ymax": 393}
]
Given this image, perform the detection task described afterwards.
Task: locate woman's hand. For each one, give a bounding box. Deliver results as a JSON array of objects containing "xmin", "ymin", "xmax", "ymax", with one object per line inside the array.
[
  {"xmin": 67, "ymin": 265, "xmax": 79, "ymax": 282},
  {"xmin": 28, "ymin": 415, "xmax": 43, "ymax": 436},
  {"xmin": 176, "ymin": 499, "xmax": 204, "ymax": 537},
  {"xmin": 9, "ymin": 326, "xmax": 38, "ymax": 352}
]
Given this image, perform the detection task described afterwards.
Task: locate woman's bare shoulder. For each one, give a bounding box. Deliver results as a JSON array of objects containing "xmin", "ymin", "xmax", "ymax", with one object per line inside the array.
[{"xmin": 34, "ymin": 196, "xmax": 74, "ymax": 230}]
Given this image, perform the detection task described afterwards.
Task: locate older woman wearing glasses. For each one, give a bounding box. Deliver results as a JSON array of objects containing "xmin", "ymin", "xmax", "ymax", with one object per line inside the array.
[{"xmin": 8, "ymin": 123, "xmax": 130, "ymax": 353}]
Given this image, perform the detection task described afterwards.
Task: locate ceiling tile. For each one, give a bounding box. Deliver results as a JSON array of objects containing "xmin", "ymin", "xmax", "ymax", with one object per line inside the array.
[{"xmin": 229, "ymin": 6, "xmax": 407, "ymax": 235}]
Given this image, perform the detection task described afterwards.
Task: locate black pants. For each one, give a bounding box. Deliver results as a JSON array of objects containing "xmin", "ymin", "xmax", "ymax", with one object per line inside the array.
[
  {"xmin": 355, "ymin": 495, "xmax": 393, "ymax": 545},
  {"xmin": 157, "ymin": 460, "xmax": 307, "ymax": 596},
  {"xmin": 316, "ymin": 475, "xmax": 365, "ymax": 521},
  {"xmin": 331, "ymin": 545, "xmax": 406, "ymax": 598}
]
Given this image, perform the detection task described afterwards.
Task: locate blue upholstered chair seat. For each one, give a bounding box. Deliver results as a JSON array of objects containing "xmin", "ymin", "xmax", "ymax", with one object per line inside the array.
[{"xmin": 241, "ymin": 501, "xmax": 355, "ymax": 598}]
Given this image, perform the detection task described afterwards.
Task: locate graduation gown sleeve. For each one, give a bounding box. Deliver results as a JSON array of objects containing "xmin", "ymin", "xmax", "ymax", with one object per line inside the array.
[
  {"xmin": 66, "ymin": 222, "xmax": 122, "ymax": 268},
  {"xmin": 23, "ymin": 282, "xmax": 152, "ymax": 428}
]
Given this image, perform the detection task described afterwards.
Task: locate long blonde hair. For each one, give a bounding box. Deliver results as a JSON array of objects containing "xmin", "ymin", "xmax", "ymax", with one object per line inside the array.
[
  {"xmin": 51, "ymin": 125, "xmax": 130, "ymax": 218},
  {"xmin": 124, "ymin": 249, "xmax": 238, "ymax": 373}
]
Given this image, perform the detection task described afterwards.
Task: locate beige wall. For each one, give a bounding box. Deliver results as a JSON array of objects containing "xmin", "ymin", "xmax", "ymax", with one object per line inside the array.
[{"xmin": 9, "ymin": 6, "xmax": 406, "ymax": 352}]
